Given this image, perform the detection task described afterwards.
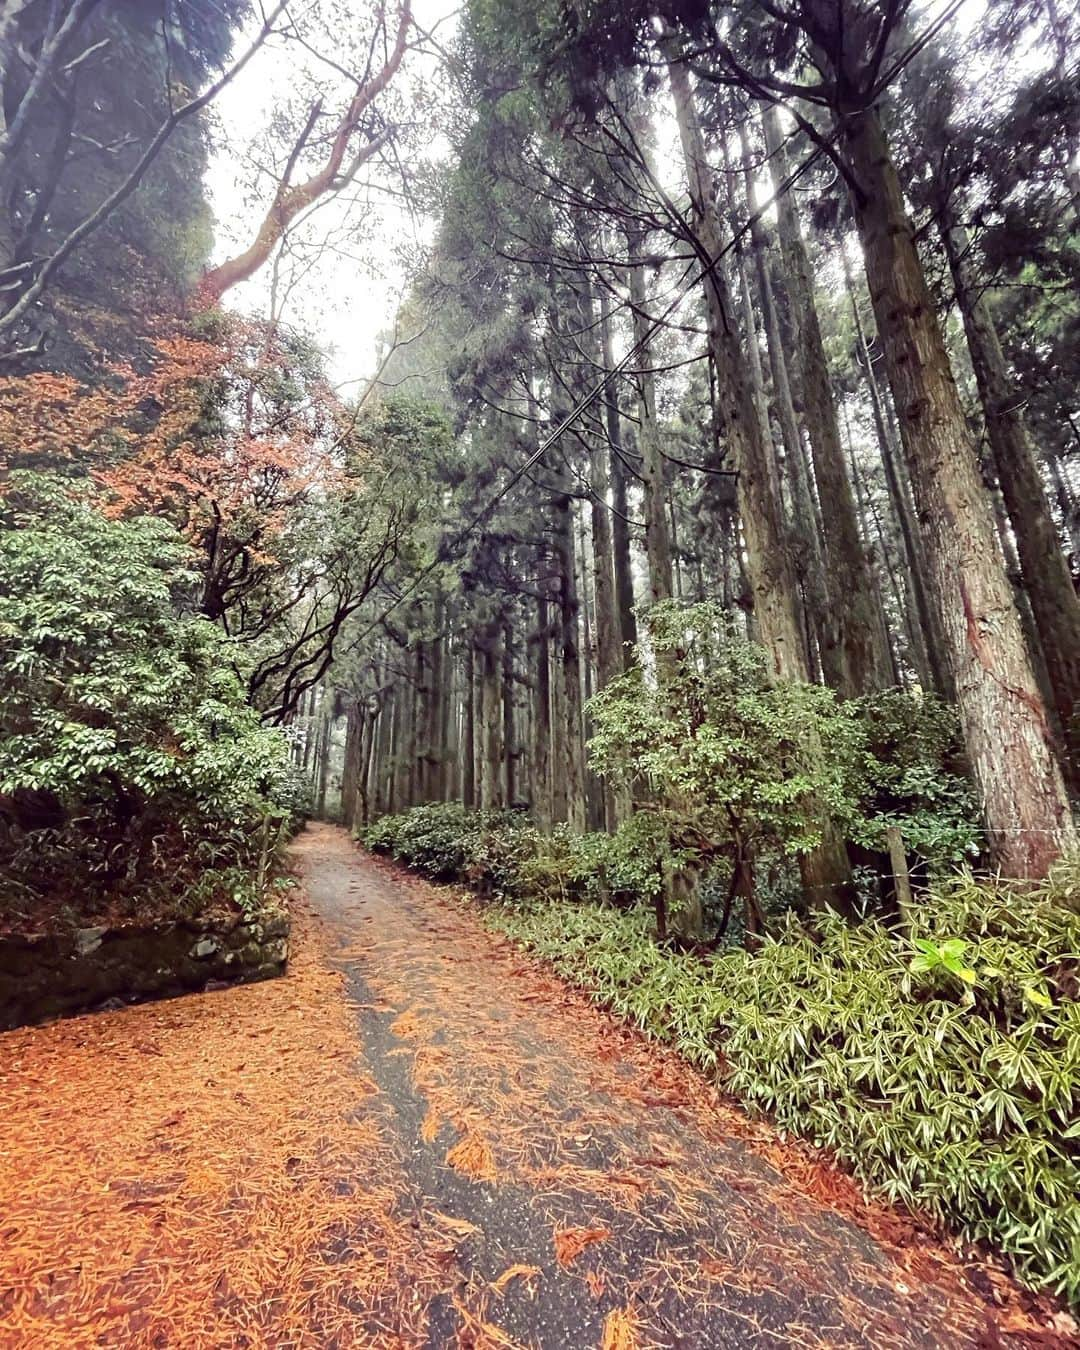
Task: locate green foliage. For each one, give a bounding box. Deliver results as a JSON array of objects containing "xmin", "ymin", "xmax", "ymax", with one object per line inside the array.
[
  {"xmin": 362, "ymin": 801, "xmax": 536, "ymax": 896},
  {"xmin": 0, "ymin": 474, "xmax": 293, "ymax": 922},
  {"xmin": 588, "ymin": 603, "xmax": 863, "ymax": 862},
  {"xmin": 362, "ymin": 802, "xmax": 684, "ymax": 910},
  {"xmin": 584, "ymin": 606, "xmax": 981, "ymax": 904},
  {"xmin": 850, "ymin": 688, "xmax": 981, "ymax": 870},
  {"xmin": 486, "ymin": 870, "xmax": 1080, "ymax": 1304}
]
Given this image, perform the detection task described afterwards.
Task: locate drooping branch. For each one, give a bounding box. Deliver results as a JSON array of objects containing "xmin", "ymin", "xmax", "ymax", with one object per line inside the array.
[{"xmin": 199, "ymin": 1, "xmax": 411, "ymax": 303}]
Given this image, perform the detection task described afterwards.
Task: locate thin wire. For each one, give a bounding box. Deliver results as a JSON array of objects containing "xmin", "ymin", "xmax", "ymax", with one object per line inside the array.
[{"xmin": 346, "ymin": 0, "xmax": 967, "ymax": 650}]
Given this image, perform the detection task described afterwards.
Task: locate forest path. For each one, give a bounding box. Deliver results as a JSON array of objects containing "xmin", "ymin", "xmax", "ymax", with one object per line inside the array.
[
  {"xmin": 292, "ymin": 823, "xmax": 1049, "ymax": 1349},
  {"xmin": 0, "ymin": 823, "xmax": 1058, "ymax": 1348}
]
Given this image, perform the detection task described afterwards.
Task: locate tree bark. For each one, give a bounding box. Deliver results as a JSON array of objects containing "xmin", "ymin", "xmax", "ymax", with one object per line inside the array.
[
  {"xmin": 841, "ymin": 247, "xmax": 953, "ymax": 698},
  {"xmin": 763, "ymin": 106, "xmax": 893, "ymax": 695},
  {"xmin": 839, "ymin": 106, "xmax": 1074, "ymax": 876},
  {"xmin": 477, "ymin": 624, "xmax": 503, "ymax": 812},
  {"xmin": 942, "ymin": 218, "xmax": 1080, "ymax": 768},
  {"xmin": 531, "ymin": 593, "xmax": 553, "ymax": 829},
  {"xmin": 599, "ymin": 287, "xmax": 638, "ymax": 660},
  {"xmin": 737, "ymin": 129, "xmax": 839, "ymax": 687},
  {"xmin": 627, "ymin": 231, "xmax": 674, "ymax": 610}
]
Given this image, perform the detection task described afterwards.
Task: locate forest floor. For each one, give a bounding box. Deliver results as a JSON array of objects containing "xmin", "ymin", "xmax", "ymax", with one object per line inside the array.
[{"xmin": 0, "ymin": 823, "xmax": 1071, "ymax": 1349}]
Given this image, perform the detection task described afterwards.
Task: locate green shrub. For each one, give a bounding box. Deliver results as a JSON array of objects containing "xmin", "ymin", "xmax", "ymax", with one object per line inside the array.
[
  {"xmin": 0, "ymin": 474, "xmax": 293, "ymax": 924},
  {"xmin": 850, "ymin": 688, "xmax": 981, "ymax": 872},
  {"xmin": 361, "ymin": 801, "xmax": 536, "ymax": 895},
  {"xmin": 485, "ymin": 868, "xmax": 1080, "ymax": 1304}
]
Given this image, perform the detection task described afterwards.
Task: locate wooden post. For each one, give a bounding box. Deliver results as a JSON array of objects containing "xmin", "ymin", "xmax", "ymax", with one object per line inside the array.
[{"xmin": 886, "ymin": 825, "xmax": 915, "ymax": 935}]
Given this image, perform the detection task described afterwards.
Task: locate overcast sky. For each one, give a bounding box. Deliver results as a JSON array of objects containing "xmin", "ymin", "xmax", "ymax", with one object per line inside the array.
[{"xmin": 204, "ymin": 0, "xmax": 458, "ymax": 389}]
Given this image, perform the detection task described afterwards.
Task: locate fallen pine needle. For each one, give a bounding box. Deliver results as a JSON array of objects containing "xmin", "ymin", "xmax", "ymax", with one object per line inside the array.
[
  {"xmin": 491, "ymin": 1263, "xmax": 541, "ymax": 1295},
  {"xmin": 601, "ymin": 1306, "xmax": 639, "ymax": 1350},
  {"xmin": 451, "ymin": 1293, "xmax": 524, "ymax": 1348},
  {"xmin": 429, "ymin": 1209, "xmax": 481, "ymax": 1237},
  {"xmin": 553, "ymin": 1225, "xmax": 610, "ymax": 1268},
  {"xmin": 445, "ymin": 1132, "xmax": 497, "ymax": 1182},
  {"xmin": 390, "ymin": 1007, "xmax": 424, "ymax": 1039}
]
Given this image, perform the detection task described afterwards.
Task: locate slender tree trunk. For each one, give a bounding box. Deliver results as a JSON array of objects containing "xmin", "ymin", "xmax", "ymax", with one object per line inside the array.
[
  {"xmin": 462, "ymin": 642, "xmax": 476, "ymax": 809},
  {"xmin": 502, "ymin": 616, "xmax": 517, "ymax": 807},
  {"xmin": 838, "ymin": 106, "xmax": 1074, "ymax": 876},
  {"xmin": 374, "ymin": 688, "xmax": 394, "ymax": 817},
  {"xmin": 554, "ymin": 496, "xmax": 587, "ymax": 831},
  {"xmin": 478, "ymin": 625, "xmax": 503, "ymax": 811},
  {"xmin": 763, "ymin": 105, "xmax": 893, "ymax": 695},
  {"xmin": 532, "ymin": 593, "xmax": 553, "ymax": 829},
  {"xmin": 599, "ymin": 287, "xmax": 638, "ymax": 659},
  {"xmin": 627, "ymin": 231, "xmax": 674, "ymax": 609},
  {"xmin": 842, "ymin": 247, "xmax": 953, "ymax": 699},
  {"xmin": 578, "ymin": 329, "xmax": 621, "ymax": 692},
  {"xmin": 738, "ymin": 131, "xmax": 839, "ymax": 687},
  {"xmin": 667, "ymin": 50, "xmax": 854, "ymax": 913},
  {"xmin": 340, "ymin": 701, "xmax": 362, "ymax": 830},
  {"xmin": 942, "ymin": 218, "xmax": 1080, "ymax": 765},
  {"xmin": 314, "ymin": 695, "xmax": 333, "ymax": 819}
]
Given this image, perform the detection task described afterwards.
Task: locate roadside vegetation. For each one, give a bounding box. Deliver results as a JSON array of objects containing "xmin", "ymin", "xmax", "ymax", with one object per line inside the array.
[{"xmin": 363, "ymin": 797, "xmax": 1080, "ymax": 1303}]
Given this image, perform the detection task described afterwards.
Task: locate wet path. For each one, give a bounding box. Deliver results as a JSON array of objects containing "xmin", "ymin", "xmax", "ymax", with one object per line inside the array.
[
  {"xmin": 295, "ymin": 824, "xmax": 1054, "ymax": 1348},
  {"xmin": 0, "ymin": 822, "xmax": 1063, "ymax": 1347}
]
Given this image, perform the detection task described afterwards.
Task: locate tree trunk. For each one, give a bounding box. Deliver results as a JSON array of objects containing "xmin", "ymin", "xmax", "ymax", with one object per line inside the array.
[
  {"xmin": 599, "ymin": 287, "xmax": 638, "ymax": 660},
  {"xmin": 627, "ymin": 232, "xmax": 674, "ymax": 609},
  {"xmin": 477, "ymin": 625, "xmax": 503, "ymax": 811},
  {"xmin": 554, "ymin": 496, "xmax": 587, "ymax": 832},
  {"xmin": 839, "ymin": 106, "xmax": 1074, "ymax": 876},
  {"xmin": 462, "ymin": 642, "xmax": 476, "ymax": 809},
  {"xmin": 842, "ymin": 246, "xmax": 953, "ymax": 699},
  {"xmin": 532, "ymin": 592, "xmax": 553, "ymax": 829},
  {"xmin": 340, "ymin": 701, "xmax": 362, "ymax": 830},
  {"xmin": 763, "ymin": 105, "xmax": 893, "ymax": 695},
  {"xmin": 502, "ymin": 616, "xmax": 517, "ymax": 807},
  {"xmin": 738, "ymin": 130, "xmax": 839, "ymax": 687},
  {"xmin": 942, "ymin": 218, "xmax": 1080, "ymax": 767}
]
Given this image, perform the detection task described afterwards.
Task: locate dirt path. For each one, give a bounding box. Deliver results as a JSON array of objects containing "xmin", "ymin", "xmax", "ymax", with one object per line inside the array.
[{"xmin": 0, "ymin": 824, "xmax": 1065, "ymax": 1347}]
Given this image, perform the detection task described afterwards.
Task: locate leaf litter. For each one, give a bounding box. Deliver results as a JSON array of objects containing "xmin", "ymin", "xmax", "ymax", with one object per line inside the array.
[{"xmin": 1, "ymin": 824, "xmax": 1071, "ymax": 1348}]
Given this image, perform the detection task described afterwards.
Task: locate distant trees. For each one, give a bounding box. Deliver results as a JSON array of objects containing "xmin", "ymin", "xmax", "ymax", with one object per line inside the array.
[{"xmin": 321, "ymin": 0, "xmax": 1077, "ymax": 888}]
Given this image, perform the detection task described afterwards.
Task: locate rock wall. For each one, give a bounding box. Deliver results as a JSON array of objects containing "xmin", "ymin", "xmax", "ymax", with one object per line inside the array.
[{"xmin": 0, "ymin": 910, "xmax": 290, "ymax": 1030}]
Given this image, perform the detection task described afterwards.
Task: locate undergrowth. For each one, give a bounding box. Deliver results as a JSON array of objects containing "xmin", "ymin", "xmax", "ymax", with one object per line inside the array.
[{"xmin": 363, "ymin": 802, "xmax": 1080, "ymax": 1304}]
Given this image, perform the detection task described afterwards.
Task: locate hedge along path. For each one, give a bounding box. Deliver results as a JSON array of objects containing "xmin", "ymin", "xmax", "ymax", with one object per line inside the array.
[{"xmin": 0, "ymin": 821, "xmax": 1064, "ymax": 1349}]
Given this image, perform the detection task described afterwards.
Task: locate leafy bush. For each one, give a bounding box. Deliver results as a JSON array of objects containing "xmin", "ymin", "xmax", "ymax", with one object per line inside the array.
[
  {"xmin": 850, "ymin": 688, "xmax": 981, "ymax": 871},
  {"xmin": 0, "ymin": 474, "xmax": 293, "ymax": 926},
  {"xmin": 588, "ymin": 603, "xmax": 862, "ymax": 862},
  {"xmin": 362, "ymin": 802, "xmax": 536, "ymax": 896},
  {"xmin": 585, "ymin": 603, "xmax": 981, "ymax": 930}
]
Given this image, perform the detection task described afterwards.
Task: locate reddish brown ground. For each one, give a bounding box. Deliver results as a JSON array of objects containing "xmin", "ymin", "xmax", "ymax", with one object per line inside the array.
[{"xmin": 0, "ymin": 822, "xmax": 1071, "ymax": 1348}]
